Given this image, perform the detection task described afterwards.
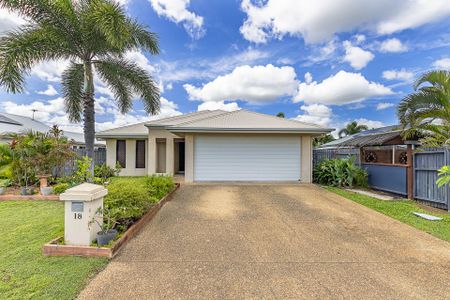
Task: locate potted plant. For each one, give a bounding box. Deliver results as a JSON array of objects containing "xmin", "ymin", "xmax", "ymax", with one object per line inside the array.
[{"xmin": 90, "ymin": 207, "xmax": 118, "ymax": 246}]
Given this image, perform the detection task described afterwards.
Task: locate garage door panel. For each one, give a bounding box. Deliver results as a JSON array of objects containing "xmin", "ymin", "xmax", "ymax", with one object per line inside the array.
[{"xmin": 194, "ymin": 136, "xmax": 300, "ymax": 181}]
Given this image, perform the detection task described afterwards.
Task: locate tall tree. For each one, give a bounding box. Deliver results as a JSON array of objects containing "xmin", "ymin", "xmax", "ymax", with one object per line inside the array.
[
  {"xmin": 397, "ymin": 70, "xmax": 450, "ymax": 146},
  {"xmin": 313, "ymin": 134, "xmax": 335, "ymax": 147},
  {"xmin": 338, "ymin": 121, "xmax": 368, "ymax": 138},
  {"xmin": 0, "ymin": 0, "xmax": 160, "ymax": 174}
]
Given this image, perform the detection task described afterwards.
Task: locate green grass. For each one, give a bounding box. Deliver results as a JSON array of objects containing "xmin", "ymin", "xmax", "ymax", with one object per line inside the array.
[
  {"xmin": 327, "ymin": 187, "xmax": 450, "ymax": 242},
  {"xmin": 0, "ymin": 201, "xmax": 108, "ymax": 299}
]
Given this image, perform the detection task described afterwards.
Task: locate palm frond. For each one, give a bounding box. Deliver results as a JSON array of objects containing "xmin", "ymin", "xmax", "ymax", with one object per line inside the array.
[
  {"xmin": 0, "ymin": 0, "xmax": 80, "ymax": 41},
  {"xmin": 61, "ymin": 62, "xmax": 84, "ymax": 122},
  {"xmin": 94, "ymin": 58, "xmax": 160, "ymax": 114},
  {"xmin": 127, "ymin": 21, "xmax": 159, "ymax": 54},
  {"xmin": 0, "ymin": 25, "xmax": 72, "ymax": 92}
]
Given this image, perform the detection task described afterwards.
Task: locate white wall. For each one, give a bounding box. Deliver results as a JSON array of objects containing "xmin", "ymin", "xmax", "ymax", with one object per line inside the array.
[{"xmin": 106, "ymin": 139, "xmax": 148, "ymax": 176}]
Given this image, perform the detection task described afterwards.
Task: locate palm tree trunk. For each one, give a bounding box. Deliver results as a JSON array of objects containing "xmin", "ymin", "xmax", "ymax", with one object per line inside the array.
[{"xmin": 83, "ymin": 61, "xmax": 95, "ymax": 179}]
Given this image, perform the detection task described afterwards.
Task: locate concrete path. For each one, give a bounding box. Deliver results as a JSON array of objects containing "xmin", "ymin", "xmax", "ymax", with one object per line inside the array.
[{"xmin": 79, "ymin": 184, "xmax": 450, "ymax": 299}]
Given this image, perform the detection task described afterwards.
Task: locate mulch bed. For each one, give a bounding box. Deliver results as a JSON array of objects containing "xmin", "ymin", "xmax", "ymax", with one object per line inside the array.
[{"xmin": 42, "ymin": 183, "xmax": 180, "ymax": 258}]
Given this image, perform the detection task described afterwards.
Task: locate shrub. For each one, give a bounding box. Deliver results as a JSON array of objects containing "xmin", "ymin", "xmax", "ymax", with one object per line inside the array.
[
  {"xmin": 53, "ymin": 183, "xmax": 70, "ymax": 194},
  {"xmin": 104, "ymin": 176, "xmax": 175, "ymax": 232},
  {"xmin": 146, "ymin": 175, "xmax": 175, "ymax": 200},
  {"xmin": 94, "ymin": 164, "xmax": 120, "ymax": 184},
  {"xmin": 314, "ymin": 157, "xmax": 368, "ymax": 188},
  {"xmin": 0, "ymin": 178, "xmax": 11, "ymax": 187},
  {"xmin": 104, "ymin": 177, "xmax": 155, "ymax": 231}
]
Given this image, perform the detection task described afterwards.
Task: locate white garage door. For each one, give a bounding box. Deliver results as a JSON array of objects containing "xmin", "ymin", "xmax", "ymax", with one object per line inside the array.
[{"xmin": 194, "ymin": 136, "xmax": 301, "ymax": 181}]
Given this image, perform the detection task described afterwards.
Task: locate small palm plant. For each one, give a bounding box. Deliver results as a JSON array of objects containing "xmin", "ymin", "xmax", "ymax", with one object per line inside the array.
[{"xmin": 0, "ymin": 0, "xmax": 161, "ymax": 175}]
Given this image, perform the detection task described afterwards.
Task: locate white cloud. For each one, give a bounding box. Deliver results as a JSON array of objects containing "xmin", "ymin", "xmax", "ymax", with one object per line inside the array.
[
  {"xmin": 376, "ymin": 102, "xmax": 395, "ymax": 110},
  {"xmin": 355, "ymin": 118, "xmax": 385, "ymax": 129},
  {"xmin": 197, "ymin": 101, "xmax": 240, "ymax": 112},
  {"xmin": 239, "ymin": 0, "xmax": 450, "ymax": 44},
  {"xmin": 37, "ymin": 85, "xmax": 58, "ymax": 96},
  {"xmin": 0, "ymin": 8, "xmax": 26, "ymax": 33},
  {"xmin": 125, "ymin": 50, "xmax": 156, "ymax": 74},
  {"xmin": 95, "ymin": 96, "xmax": 182, "ymax": 131},
  {"xmin": 1, "ymin": 95, "xmax": 182, "ymax": 133},
  {"xmin": 382, "ymin": 69, "xmax": 414, "ymax": 81},
  {"xmin": 379, "ymin": 38, "xmax": 408, "ymax": 53},
  {"xmin": 304, "ymin": 72, "xmax": 313, "ymax": 84},
  {"xmin": 184, "ymin": 64, "xmax": 298, "ymax": 104},
  {"xmin": 433, "ymin": 58, "xmax": 450, "ymax": 69},
  {"xmin": 343, "ymin": 41, "xmax": 374, "ymax": 69},
  {"xmin": 166, "ymin": 82, "xmax": 173, "ymax": 90},
  {"xmin": 294, "ymin": 104, "xmax": 332, "ymax": 127},
  {"xmin": 149, "ymin": 0, "xmax": 205, "ymax": 39},
  {"xmin": 354, "ymin": 34, "xmax": 366, "ymax": 44},
  {"xmin": 294, "ymin": 71, "xmax": 393, "ymax": 105},
  {"xmin": 158, "ymin": 48, "xmax": 270, "ymax": 82},
  {"xmin": 31, "ymin": 59, "xmax": 69, "ymax": 82}
]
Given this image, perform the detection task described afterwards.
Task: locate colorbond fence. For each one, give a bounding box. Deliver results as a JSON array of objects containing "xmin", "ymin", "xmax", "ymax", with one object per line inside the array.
[
  {"xmin": 414, "ymin": 148, "xmax": 449, "ymax": 210},
  {"xmin": 57, "ymin": 148, "xmax": 106, "ymax": 177}
]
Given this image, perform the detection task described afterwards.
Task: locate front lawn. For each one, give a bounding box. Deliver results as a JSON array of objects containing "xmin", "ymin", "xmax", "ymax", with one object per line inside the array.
[
  {"xmin": 0, "ymin": 201, "xmax": 107, "ymax": 299},
  {"xmin": 327, "ymin": 187, "xmax": 450, "ymax": 242}
]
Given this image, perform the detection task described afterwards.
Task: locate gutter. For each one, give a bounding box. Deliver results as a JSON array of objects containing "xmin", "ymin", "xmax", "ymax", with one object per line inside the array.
[{"xmin": 168, "ymin": 127, "xmax": 334, "ymax": 134}]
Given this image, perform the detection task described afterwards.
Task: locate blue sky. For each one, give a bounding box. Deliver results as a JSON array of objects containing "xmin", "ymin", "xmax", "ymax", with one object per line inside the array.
[{"xmin": 1, "ymin": 0, "xmax": 450, "ymax": 135}]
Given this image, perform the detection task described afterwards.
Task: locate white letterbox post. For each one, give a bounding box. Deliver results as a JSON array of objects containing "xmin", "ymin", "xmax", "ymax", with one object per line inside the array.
[{"xmin": 60, "ymin": 183, "xmax": 108, "ymax": 246}]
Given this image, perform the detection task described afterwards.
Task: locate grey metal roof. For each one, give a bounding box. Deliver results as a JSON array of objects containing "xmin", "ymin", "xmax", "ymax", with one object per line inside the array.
[
  {"xmin": 0, "ymin": 112, "xmax": 104, "ymax": 146},
  {"xmin": 96, "ymin": 110, "xmax": 227, "ymax": 138},
  {"xmin": 320, "ymin": 125, "xmax": 402, "ymax": 148},
  {"xmin": 96, "ymin": 109, "xmax": 334, "ymax": 137},
  {"xmin": 169, "ymin": 110, "xmax": 333, "ymax": 133}
]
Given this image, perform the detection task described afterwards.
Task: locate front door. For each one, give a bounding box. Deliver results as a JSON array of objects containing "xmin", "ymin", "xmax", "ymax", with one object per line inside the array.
[{"xmin": 178, "ymin": 141, "xmax": 185, "ymax": 173}]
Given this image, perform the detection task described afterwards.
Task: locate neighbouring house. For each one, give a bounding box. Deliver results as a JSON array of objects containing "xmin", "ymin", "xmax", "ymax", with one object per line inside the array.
[
  {"xmin": 0, "ymin": 112, "xmax": 105, "ymax": 149},
  {"xmin": 316, "ymin": 125, "xmax": 418, "ymax": 198},
  {"xmin": 96, "ymin": 109, "xmax": 333, "ymax": 182}
]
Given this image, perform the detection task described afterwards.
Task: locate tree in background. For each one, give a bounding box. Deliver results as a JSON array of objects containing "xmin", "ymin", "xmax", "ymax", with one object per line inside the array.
[
  {"xmin": 0, "ymin": 0, "xmax": 161, "ymax": 175},
  {"xmin": 313, "ymin": 134, "xmax": 335, "ymax": 147},
  {"xmin": 397, "ymin": 70, "xmax": 450, "ymax": 147},
  {"xmin": 276, "ymin": 112, "xmax": 285, "ymax": 118},
  {"xmin": 338, "ymin": 121, "xmax": 369, "ymax": 138}
]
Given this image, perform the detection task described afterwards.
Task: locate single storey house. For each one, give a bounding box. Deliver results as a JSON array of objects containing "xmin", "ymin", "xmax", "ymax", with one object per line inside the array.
[
  {"xmin": 96, "ymin": 109, "xmax": 333, "ymax": 182},
  {"xmin": 0, "ymin": 112, "xmax": 105, "ymax": 148}
]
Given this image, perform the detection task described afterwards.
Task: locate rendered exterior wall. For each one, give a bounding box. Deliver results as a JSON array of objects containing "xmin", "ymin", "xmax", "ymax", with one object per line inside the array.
[
  {"xmin": 105, "ymin": 139, "xmax": 148, "ymax": 176},
  {"xmin": 147, "ymin": 129, "xmax": 180, "ymax": 175}
]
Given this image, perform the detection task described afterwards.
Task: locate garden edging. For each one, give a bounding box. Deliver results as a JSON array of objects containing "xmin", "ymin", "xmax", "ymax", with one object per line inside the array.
[
  {"xmin": 0, "ymin": 194, "xmax": 59, "ymax": 201},
  {"xmin": 42, "ymin": 182, "xmax": 180, "ymax": 258}
]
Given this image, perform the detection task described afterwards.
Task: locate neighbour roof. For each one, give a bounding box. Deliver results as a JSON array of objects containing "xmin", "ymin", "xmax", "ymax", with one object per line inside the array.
[
  {"xmin": 0, "ymin": 112, "xmax": 104, "ymax": 146},
  {"xmin": 168, "ymin": 110, "xmax": 333, "ymax": 133},
  {"xmin": 320, "ymin": 125, "xmax": 402, "ymax": 148},
  {"xmin": 96, "ymin": 110, "xmax": 227, "ymax": 138}
]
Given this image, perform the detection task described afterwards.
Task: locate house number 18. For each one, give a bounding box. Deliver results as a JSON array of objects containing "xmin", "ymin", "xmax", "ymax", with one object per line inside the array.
[{"xmin": 74, "ymin": 213, "xmax": 82, "ymax": 219}]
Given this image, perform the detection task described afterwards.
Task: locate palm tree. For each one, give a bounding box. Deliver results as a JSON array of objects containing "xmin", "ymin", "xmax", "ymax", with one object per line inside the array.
[
  {"xmin": 338, "ymin": 121, "xmax": 368, "ymax": 138},
  {"xmin": 313, "ymin": 134, "xmax": 335, "ymax": 147},
  {"xmin": 397, "ymin": 70, "xmax": 450, "ymax": 145},
  {"xmin": 0, "ymin": 0, "xmax": 160, "ymax": 174}
]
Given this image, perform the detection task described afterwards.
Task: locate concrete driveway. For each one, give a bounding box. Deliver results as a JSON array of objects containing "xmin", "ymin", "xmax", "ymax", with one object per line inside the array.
[{"xmin": 79, "ymin": 184, "xmax": 450, "ymax": 299}]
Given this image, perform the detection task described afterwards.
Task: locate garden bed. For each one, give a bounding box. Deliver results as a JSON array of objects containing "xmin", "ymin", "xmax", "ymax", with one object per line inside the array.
[{"xmin": 43, "ymin": 182, "xmax": 180, "ymax": 258}]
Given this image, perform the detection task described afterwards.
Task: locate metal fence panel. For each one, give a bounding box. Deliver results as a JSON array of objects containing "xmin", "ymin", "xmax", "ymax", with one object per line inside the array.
[
  {"xmin": 56, "ymin": 148, "xmax": 106, "ymax": 177},
  {"xmin": 413, "ymin": 148, "xmax": 449, "ymax": 209},
  {"xmin": 362, "ymin": 164, "xmax": 407, "ymax": 195},
  {"xmin": 313, "ymin": 148, "xmax": 360, "ymax": 167}
]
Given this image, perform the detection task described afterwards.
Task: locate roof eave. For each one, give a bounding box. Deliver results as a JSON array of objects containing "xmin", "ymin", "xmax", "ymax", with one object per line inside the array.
[
  {"xmin": 168, "ymin": 127, "xmax": 334, "ymax": 134},
  {"xmin": 95, "ymin": 134, "xmax": 148, "ymax": 139}
]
